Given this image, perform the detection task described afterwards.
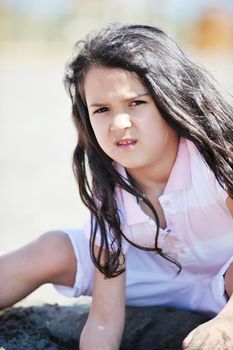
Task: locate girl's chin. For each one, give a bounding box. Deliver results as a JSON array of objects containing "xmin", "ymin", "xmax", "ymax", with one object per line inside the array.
[{"xmin": 118, "ymin": 161, "xmax": 146, "ymax": 170}]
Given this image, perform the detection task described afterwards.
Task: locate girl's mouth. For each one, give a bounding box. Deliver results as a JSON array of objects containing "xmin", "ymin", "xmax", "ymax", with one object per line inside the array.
[{"xmin": 116, "ymin": 138, "xmax": 137, "ymax": 148}]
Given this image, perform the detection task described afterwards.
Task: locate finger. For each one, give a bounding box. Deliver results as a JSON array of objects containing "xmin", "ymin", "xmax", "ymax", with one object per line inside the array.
[
  {"xmin": 182, "ymin": 329, "xmax": 196, "ymax": 349},
  {"xmin": 187, "ymin": 331, "xmax": 211, "ymax": 350}
]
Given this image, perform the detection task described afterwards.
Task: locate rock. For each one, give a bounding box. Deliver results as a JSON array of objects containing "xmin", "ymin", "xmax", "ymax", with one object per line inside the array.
[{"xmin": 0, "ymin": 303, "xmax": 211, "ymax": 350}]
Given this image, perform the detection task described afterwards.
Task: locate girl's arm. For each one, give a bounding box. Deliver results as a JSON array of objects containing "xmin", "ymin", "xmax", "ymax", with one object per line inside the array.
[{"xmin": 80, "ymin": 246, "xmax": 126, "ymax": 350}]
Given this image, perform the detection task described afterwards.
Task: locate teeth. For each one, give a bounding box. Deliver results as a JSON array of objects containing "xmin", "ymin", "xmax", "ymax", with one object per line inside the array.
[{"xmin": 119, "ymin": 140, "xmax": 133, "ymax": 145}]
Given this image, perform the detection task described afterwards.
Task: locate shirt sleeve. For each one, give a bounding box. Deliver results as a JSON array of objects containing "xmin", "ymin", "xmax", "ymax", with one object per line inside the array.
[{"xmin": 210, "ymin": 256, "xmax": 233, "ymax": 310}]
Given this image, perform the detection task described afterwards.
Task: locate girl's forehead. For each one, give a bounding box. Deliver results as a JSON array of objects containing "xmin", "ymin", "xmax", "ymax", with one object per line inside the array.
[
  {"xmin": 84, "ymin": 65, "xmax": 141, "ymax": 84},
  {"xmin": 83, "ymin": 65, "xmax": 147, "ymax": 99}
]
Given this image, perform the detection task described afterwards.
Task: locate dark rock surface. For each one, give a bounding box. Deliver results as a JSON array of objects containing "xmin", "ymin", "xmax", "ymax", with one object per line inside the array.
[{"xmin": 0, "ymin": 303, "xmax": 211, "ymax": 350}]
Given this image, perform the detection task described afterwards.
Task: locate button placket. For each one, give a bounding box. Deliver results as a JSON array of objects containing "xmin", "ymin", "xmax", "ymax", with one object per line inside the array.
[
  {"xmin": 167, "ymin": 218, "xmax": 175, "ymax": 229},
  {"xmin": 160, "ymin": 197, "xmax": 173, "ymax": 231},
  {"xmin": 163, "ymin": 199, "xmax": 171, "ymax": 206}
]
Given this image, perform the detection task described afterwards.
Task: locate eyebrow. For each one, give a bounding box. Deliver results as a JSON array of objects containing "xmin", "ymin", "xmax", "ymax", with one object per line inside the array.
[{"xmin": 89, "ymin": 93, "xmax": 150, "ymax": 107}]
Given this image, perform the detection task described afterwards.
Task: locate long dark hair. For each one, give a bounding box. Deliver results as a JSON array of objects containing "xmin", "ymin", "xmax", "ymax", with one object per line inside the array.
[{"xmin": 64, "ymin": 23, "xmax": 233, "ymax": 278}]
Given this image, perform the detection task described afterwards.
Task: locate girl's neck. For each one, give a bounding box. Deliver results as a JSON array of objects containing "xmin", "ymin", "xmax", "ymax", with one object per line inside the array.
[{"xmin": 127, "ymin": 136, "xmax": 179, "ymax": 199}]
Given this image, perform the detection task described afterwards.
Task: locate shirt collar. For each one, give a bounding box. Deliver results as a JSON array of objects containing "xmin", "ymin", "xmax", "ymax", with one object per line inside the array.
[
  {"xmin": 163, "ymin": 137, "xmax": 191, "ymax": 194},
  {"xmin": 115, "ymin": 137, "xmax": 192, "ymax": 226}
]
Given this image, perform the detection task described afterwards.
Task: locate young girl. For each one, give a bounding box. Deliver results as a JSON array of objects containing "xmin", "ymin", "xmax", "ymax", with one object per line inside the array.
[{"xmin": 1, "ymin": 23, "xmax": 233, "ymax": 350}]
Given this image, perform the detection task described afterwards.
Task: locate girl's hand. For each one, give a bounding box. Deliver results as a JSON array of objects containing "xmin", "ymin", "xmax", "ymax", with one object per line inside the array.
[{"xmin": 182, "ymin": 315, "xmax": 233, "ymax": 349}]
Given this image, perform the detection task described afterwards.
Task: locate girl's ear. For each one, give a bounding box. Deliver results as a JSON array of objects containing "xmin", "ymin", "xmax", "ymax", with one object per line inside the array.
[{"xmin": 226, "ymin": 196, "xmax": 233, "ymax": 216}]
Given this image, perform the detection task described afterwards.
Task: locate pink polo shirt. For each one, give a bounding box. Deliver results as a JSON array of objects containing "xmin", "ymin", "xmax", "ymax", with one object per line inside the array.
[{"xmin": 85, "ymin": 137, "xmax": 233, "ymax": 313}]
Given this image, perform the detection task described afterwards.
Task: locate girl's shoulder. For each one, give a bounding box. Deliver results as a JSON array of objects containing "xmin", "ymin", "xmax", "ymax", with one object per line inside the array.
[{"xmin": 184, "ymin": 138, "xmax": 228, "ymax": 204}]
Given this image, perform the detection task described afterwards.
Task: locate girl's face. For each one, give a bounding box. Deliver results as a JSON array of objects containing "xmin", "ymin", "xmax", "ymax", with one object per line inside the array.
[{"xmin": 84, "ymin": 65, "xmax": 178, "ymax": 178}]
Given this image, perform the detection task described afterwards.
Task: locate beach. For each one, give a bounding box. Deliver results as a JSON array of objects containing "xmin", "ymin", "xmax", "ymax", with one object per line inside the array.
[
  {"xmin": 0, "ymin": 44, "xmax": 233, "ymax": 308},
  {"xmin": 0, "ymin": 43, "xmax": 91, "ymax": 308},
  {"xmin": 0, "ymin": 42, "xmax": 233, "ymax": 349}
]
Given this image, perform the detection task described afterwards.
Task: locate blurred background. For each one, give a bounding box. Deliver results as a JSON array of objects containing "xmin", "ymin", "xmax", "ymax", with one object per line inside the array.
[{"xmin": 0, "ymin": 0, "xmax": 233, "ymax": 306}]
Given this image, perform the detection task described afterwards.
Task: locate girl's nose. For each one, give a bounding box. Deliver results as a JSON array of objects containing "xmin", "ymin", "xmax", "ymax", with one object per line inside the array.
[{"xmin": 111, "ymin": 114, "xmax": 132, "ymax": 131}]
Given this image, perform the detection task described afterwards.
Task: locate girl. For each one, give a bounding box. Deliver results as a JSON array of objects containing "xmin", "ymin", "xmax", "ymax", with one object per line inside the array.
[{"xmin": 0, "ymin": 23, "xmax": 233, "ymax": 350}]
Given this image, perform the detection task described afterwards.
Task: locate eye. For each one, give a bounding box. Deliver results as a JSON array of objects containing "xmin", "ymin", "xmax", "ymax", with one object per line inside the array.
[
  {"xmin": 93, "ymin": 107, "xmax": 109, "ymax": 114},
  {"xmin": 130, "ymin": 100, "xmax": 146, "ymax": 107}
]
